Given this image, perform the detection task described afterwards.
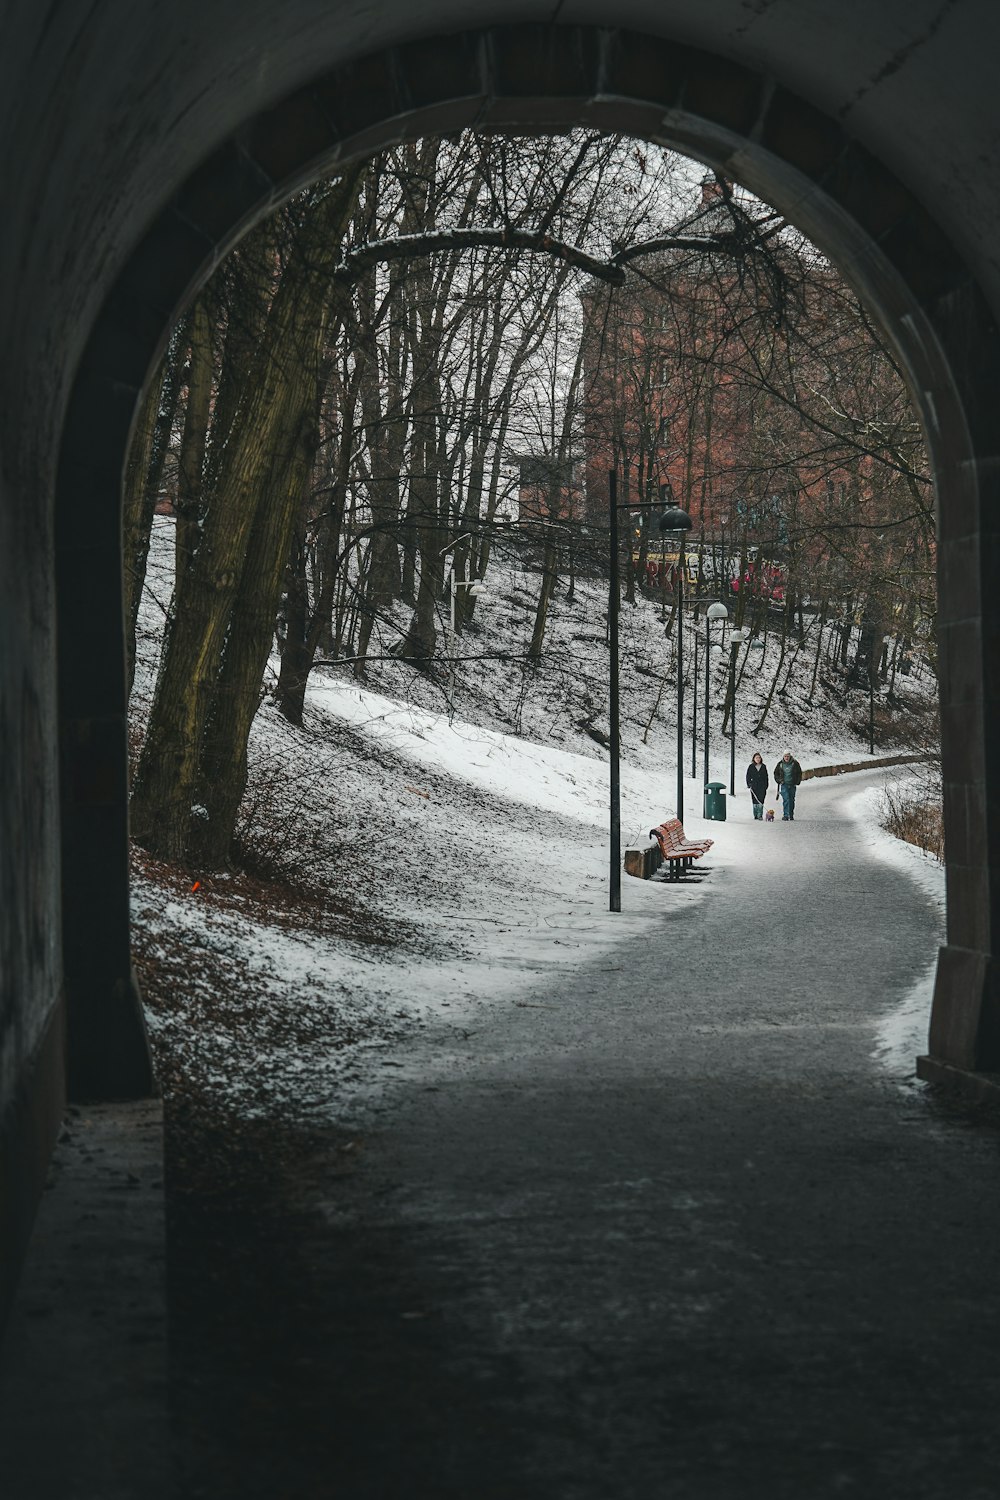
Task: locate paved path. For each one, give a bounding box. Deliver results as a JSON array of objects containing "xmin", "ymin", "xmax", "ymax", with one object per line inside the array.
[
  {"xmin": 181, "ymin": 773, "xmax": 1000, "ymax": 1499},
  {"xmin": 0, "ymin": 1103, "xmax": 170, "ymax": 1500}
]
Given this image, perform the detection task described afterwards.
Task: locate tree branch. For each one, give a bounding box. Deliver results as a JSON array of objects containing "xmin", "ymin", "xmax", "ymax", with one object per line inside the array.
[
  {"xmin": 330, "ymin": 221, "xmax": 788, "ymax": 290},
  {"xmin": 333, "ymin": 228, "xmax": 628, "ymax": 286}
]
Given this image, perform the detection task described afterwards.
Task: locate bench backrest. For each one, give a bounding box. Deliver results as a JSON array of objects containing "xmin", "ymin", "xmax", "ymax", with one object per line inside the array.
[
  {"xmin": 650, "ymin": 817, "xmax": 686, "ymax": 853},
  {"xmin": 649, "ymin": 816, "xmax": 714, "ymax": 852}
]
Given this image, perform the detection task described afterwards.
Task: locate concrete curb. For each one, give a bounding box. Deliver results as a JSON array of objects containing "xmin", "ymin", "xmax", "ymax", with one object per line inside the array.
[
  {"xmin": 916, "ymin": 1056, "xmax": 1000, "ymax": 1105},
  {"xmin": 802, "ymin": 752, "xmax": 935, "ymax": 780}
]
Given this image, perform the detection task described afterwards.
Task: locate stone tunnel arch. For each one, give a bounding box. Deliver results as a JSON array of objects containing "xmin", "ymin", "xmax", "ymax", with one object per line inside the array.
[{"xmin": 56, "ymin": 23, "xmax": 998, "ymax": 1105}]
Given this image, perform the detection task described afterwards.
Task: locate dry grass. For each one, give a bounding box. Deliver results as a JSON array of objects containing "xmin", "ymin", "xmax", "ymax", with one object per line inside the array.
[{"xmin": 879, "ymin": 777, "xmax": 944, "ymax": 861}]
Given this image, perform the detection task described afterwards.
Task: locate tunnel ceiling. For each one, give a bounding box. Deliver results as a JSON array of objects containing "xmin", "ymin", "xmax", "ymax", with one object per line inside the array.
[{"xmin": 1, "ymin": 0, "xmax": 998, "ymax": 472}]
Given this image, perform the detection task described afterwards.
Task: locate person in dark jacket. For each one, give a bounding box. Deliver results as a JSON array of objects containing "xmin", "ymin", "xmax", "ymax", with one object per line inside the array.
[
  {"xmin": 773, "ymin": 750, "xmax": 803, "ymax": 820},
  {"xmin": 746, "ymin": 752, "xmax": 769, "ymax": 819}
]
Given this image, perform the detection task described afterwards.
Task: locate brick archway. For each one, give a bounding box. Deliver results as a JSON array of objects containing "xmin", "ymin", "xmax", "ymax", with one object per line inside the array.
[{"xmin": 56, "ymin": 23, "xmax": 999, "ymax": 1100}]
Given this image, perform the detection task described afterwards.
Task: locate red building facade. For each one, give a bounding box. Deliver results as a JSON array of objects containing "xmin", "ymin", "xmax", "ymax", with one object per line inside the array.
[{"xmin": 576, "ymin": 178, "xmax": 917, "ymax": 608}]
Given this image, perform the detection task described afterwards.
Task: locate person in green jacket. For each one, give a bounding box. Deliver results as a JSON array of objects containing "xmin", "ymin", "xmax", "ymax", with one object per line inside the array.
[{"xmin": 773, "ymin": 751, "xmax": 803, "ymax": 820}]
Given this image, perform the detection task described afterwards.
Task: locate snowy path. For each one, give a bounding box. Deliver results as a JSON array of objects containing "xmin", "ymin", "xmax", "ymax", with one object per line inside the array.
[{"xmin": 177, "ymin": 772, "xmax": 1000, "ymax": 1499}]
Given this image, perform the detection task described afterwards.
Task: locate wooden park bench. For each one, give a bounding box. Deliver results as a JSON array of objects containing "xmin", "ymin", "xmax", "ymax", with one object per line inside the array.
[{"xmin": 624, "ymin": 817, "xmax": 714, "ymax": 882}]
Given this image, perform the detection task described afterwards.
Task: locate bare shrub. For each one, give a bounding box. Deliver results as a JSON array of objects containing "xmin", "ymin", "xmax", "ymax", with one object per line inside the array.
[
  {"xmin": 878, "ymin": 768, "xmax": 944, "ymax": 861},
  {"xmin": 232, "ymin": 750, "xmax": 343, "ymax": 892}
]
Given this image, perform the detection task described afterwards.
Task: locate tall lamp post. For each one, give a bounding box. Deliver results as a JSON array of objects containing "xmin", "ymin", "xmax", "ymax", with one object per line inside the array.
[
  {"xmin": 728, "ymin": 626, "xmax": 748, "ymax": 795},
  {"xmin": 659, "ymin": 493, "xmax": 694, "ymax": 823},
  {"xmin": 608, "ymin": 472, "xmax": 691, "ymax": 911},
  {"xmin": 690, "ymin": 627, "xmax": 699, "ymax": 780},
  {"xmin": 703, "ymin": 601, "xmax": 729, "ymax": 796},
  {"xmin": 609, "ymin": 472, "xmax": 622, "ymax": 912}
]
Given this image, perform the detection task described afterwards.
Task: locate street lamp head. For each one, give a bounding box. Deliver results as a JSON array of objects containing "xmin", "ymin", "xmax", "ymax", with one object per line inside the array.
[
  {"xmin": 730, "ymin": 627, "xmax": 748, "ymax": 644},
  {"xmin": 707, "ymin": 601, "xmax": 729, "ymax": 622},
  {"xmin": 657, "ymin": 504, "xmax": 692, "ymax": 537}
]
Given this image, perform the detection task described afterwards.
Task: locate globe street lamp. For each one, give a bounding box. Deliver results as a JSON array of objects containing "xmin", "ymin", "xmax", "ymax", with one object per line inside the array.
[
  {"xmin": 728, "ymin": 626, "xmax": 748, "ymax": 795},
  {"xmin": 703, "ymin": 601, "xmax": 729, "ymax": 797}
]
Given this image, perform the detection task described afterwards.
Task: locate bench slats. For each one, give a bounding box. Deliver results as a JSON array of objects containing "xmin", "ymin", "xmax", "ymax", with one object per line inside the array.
[{"xmin": 647, "ymin": 816, "xmax": 713, "ymax": 880}]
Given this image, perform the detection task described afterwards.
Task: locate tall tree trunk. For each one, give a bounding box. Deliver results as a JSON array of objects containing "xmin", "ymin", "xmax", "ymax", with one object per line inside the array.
[
  {"xmin": 130, "ymin": 173, "xmax": 362, "ymax": 860},
  {"xmin": 189, "ymin": 400, "xmax": 322, "ymax": 866},
  {"xmin": 527, "ymin": 535, "xmax": 559, "ymax": 662},
  {"xmin": 525, "ymin": 340, "xmax": 584, "ymax": 663},
  {"xmin": 175, "ymin": 295, "xmax": 214, "ymax": 580},
  {"xmin": 807, "ymin": 600, "xmax": 828, "ymax": 704},
  {"xmin": 123, "ymin": 337, "xmax": 184, "ymax": 693},
  {"xmin": 357, "ymin": 262, "xmax": 405, "ymax": 607},
  {"xmin": 204, "ymin": 222, "xmax": 275, "ymax": 495},
  {"xmin": 395, "ymin": 307, "xmax": 445, "ymax": 662},
  {"xmin": 274, "ymin": 500, "xmax": 312, "ymax": 725},
  {"xmin": 400, "ymin": 516, "xmax": 418, "ymax": 605},
  {"xmin": 471, "ymin": 405, "xmax": 511, "ymax": 585},
  {"xmin": 122, "ymin": 371, "xmax": 161, "ymax": 688},
  {"xmin": 311, "ymin": 489, "xmax": 344, "ymax": 656},
  {"xmin": 754, "ymin": 607, "xmax": 788, "ymax": 736}
]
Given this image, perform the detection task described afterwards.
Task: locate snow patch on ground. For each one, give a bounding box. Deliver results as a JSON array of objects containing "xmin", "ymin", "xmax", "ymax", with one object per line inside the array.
[{"xmin": 844, "ymin": 782, "xmax": 945, "ymax": 1079}]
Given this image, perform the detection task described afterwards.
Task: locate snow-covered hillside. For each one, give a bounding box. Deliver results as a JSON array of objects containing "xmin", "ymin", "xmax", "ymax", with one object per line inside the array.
[{"xmin": 133, "ymin": 518, "xmax": 937, "ymax": 785}]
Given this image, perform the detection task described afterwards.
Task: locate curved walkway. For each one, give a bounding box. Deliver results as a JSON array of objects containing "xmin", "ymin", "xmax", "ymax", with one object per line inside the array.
[{"xmin": 189, "ymin": 773, "xmax": 1000, "ymax": 1499}]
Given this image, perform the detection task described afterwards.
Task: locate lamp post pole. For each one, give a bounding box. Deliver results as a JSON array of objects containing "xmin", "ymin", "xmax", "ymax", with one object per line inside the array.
[
  {"xmin": 728, "ymin": 627, "xmax": 748, "ymax": 795},
  {"xmin": 658, "ymin": 489, "xmax": 693, "ymax": 823},
  {"xmin": 676, "ymin": 538, "xmax": 686, "ymax": 824},
  {"xmin": 608, "ymin": 477, "xmax": 691, "ymax": 907},
  {"xmin": 609, "ymin": 470, "xmax": 621, "ymax": 913},
  {"xmin": 704, "ymin": 601, "xmax": 729, "ymax": 801},
  {"xmin": 703, "ymin": 628, "xmax": 710, "ymax": 790},
  {"xmin": 691, "ymin": 627, "xmax": 699, "ymax": 780}
]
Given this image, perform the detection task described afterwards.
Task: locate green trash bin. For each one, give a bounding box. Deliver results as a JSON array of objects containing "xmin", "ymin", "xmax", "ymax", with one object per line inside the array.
[{"xmin": 704, "ymin": 781, "xmax": 727, "ymax": 821}]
